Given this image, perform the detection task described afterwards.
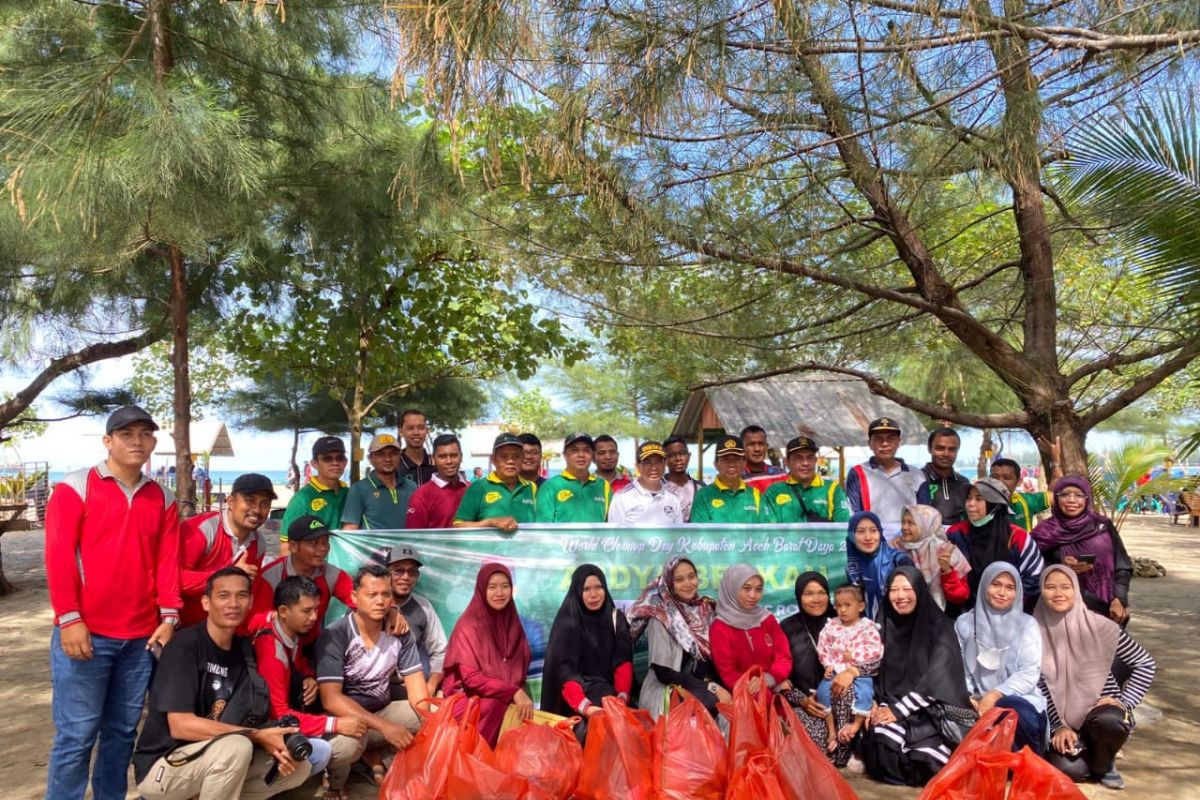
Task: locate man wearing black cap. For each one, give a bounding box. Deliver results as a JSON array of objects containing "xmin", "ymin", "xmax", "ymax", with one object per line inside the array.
[
  {"xmin": 535, "ymin": 432, "xmax": 610, "ymax": 523},
  {"xmin": 44, "ymin": 405, "xmax": 181, "ymax": 800},
  {"xmin": 387, "ymin": 544, "xmax": 448, "ymax": 696},
  {"xmin": 916, "ymin": 427, "xmax": 973, "ymax": 525},
  {"xmin": 764, "ymin": 436, "xmax": 851, "ymax": 523},
  {"xmin": 844, "ymin": 417, "xmax": 921, "ymax": 535},
  {"xmin": 690, "ymin": 436, "xmax": 770, "ymax": 523},
  {"xmin": 342, "ymin": 433, "xmax": 417, "ymax": 531},
  {"xmin": 453, "ymin": 433, "xmax": 537, "ymax": 531},
  {"xmin": 608, "ymin": 441, "xmax": 683, "ymax": 524},
  {"xmin": 179, "ymin": 473, "xmax": 276, "ymax": 627},
  {"xmin": 279, "ymin": 435, "xmax": 349, "ymax": 554},
  {"xmin": 249, "ymin": 516, "xmax": 355, "ymax": 646}
]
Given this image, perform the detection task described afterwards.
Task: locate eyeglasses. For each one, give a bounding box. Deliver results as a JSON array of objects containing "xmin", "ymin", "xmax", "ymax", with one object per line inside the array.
[
  {"xmin": 389, "ymin": 567, "xmax": 420, "ymax": 577},
  {"xmin": 1055, "ymin": 491, "xmax": 1086, "ymax": 500},
  {"xmin": 318, "ymin": 454, "xmax": 347, "ymax": 463}
]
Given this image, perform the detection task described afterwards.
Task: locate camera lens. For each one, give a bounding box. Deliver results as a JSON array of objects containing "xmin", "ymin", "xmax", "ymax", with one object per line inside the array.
[{"xmin": 285, "ymin": 732, "xmax": 312, "ymax": 761}]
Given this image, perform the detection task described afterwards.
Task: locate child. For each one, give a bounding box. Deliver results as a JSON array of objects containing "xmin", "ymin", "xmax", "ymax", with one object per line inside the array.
[
  {"xmin": 897, "ymin": 504, "xmax": 970, "ymax": 609},
  {"xmin": 816, "ymin": 585, "xmax": 884, "ymax": 752}
]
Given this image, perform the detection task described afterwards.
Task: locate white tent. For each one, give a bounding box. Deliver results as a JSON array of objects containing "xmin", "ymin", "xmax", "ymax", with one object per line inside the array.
[{"xmin": 153, "ymin": 420, "xmax": 235, "ymax": 457}]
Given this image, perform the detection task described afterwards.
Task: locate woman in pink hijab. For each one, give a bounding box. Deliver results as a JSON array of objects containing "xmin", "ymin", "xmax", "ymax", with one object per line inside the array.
[{"xmin": 1035, "ymin": 565, "xmax": 1155, "ymax": 790}]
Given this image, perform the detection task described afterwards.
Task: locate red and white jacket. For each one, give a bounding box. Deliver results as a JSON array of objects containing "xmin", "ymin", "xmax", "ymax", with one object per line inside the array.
[
  {"xmin": 247, "ymin": 556, "xmax": 354, "ymax": 643},
  {"xmin": 253, "ymin": 619, "xmax": 338, "ymax": 736},
  {"xmin": 180, "ymin": 509, "xmax": 269, "ymax": 627},
  {"xmin": 44, "ymin": 463, "xmax": 180, "ymax": 638}
]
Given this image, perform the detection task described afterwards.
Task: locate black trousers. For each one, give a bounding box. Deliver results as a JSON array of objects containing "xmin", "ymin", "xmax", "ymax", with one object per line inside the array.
[{"xmin": 1044, "ymin": 705, "xmax": 1131, "ymax": 781}]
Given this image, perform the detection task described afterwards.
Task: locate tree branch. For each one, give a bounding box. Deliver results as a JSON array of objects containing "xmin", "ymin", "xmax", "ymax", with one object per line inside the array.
[
  {"xmin": 1064, "ymin": 339, "xmax": 1189, "ymax": 386},
  {"xmin": 0, "ymin": 327, "xmax": 165, "ymax": 431},
  {"xmin": 1083, "ymin": 338, "xmax": 1200, "ymax": 427},
  {"xmin": 691, "ymin": 362, "xmax": 1030, "ymax": 428}
]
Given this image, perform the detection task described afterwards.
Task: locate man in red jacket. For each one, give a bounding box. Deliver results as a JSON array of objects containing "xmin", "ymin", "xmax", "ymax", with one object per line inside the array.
[
  {"xmin": 44, "ymin": 405, "xmax": 181, "ymax": 800},
  {"xmin": 248, "ymin": 515, "xmax": 355, "ymax": 645},
  {"xmin": 179, "ymin": 473, "xmax": 275, "ymax": 627},
  {"xmin": 253, "ymin": 575, "xmax": 368, "ymax": 743}
]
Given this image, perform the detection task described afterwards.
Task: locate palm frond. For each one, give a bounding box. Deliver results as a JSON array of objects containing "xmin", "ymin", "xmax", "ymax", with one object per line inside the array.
[{"xmin": 1058, "ymin": 94, "xmax": 1200, "ymax": 307}]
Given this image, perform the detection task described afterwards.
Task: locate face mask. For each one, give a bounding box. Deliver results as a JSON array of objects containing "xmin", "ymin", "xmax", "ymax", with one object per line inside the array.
[
  {"xmin": 975, "ymin": 642, "xmax": 1007, "ymax": 671},
  {"xmin": 970, "ymin": 511, "xmax": 995, "ymax": 528}
]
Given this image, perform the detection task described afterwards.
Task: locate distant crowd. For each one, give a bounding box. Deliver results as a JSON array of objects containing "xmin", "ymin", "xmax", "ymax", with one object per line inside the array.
[{"xmin": 42, "ymin": 406, "xmax": 1154, "ymax": 798}]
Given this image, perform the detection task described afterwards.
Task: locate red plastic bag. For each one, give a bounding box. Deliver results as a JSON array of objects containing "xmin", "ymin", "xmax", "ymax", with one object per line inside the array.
[
  {"xmin": 575, "ymin": 696, "xmax": 655, "ymax": 800},
  {"xmin": 1007, "ymin": 746, "xmax": 1089, "ymax": 800},
  {"xmin": 723, "ymin": 666, "xmax": 773, "ymax": 774},
  {"xmin": 725, "ymin": 748, "xmax": 790, "ymax": 800},
  {"xmin": 769, "ymin": 695, "xmax": 858, "ymax": 800},
  {"xmin": 381, "ymin": 696, "xmax": 465, "ymax": 800},
  {"xmin": 917, "ymin": 706, "xmax": 1019, "ymax": 800},
  {"xmin": 494, "ymin": 719, "xmax": 583, "ymax": 800},
  {"xmin": 653, "ymin": 687, "xmax": 728, "ymax": 800},
  {"xmin": 445, "ymin": 748, "xmax": 534, "ymax": 800}
]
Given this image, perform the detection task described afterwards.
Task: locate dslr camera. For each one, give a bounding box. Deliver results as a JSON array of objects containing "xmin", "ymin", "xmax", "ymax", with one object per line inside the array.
[{"xmin": 262, "ymin": 715, "xmax": 312, "ymax": 785}]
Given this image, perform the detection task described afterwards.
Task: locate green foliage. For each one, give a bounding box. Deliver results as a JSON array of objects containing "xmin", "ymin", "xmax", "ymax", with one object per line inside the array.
[
  {"xmin": 1087, "ymin": 439, "xmax": 1187, "ymax": 531},
  {"xmin": 499, "ymin": 388, "xmax": 565, "ymax": 438},
  {"xmin": 131, "ymin": 339, "xmax": 239, "ymax": 420}
]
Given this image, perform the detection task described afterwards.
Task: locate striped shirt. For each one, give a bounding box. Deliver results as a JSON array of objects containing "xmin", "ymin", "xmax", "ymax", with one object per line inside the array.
[{"xmin": 1039, "ymin": 629, "xmax": 1156, "ymax": 732}]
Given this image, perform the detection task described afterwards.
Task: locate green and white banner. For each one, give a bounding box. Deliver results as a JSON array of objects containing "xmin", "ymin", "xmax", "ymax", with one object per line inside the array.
[{"xmin": 327, "ymin": 523, "xmax": 848, "ymax": 690}]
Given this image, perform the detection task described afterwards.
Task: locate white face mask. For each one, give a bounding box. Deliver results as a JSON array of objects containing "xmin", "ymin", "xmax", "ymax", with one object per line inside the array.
[{"xmin": 975, "ymin": 643, "xmax": 1007, "ymax": 671}]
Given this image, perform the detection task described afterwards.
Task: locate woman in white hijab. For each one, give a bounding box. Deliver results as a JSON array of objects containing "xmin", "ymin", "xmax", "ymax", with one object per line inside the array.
[{"xmin": 954, "ymin": 562, "xmax": 1046, "ymax": 753}]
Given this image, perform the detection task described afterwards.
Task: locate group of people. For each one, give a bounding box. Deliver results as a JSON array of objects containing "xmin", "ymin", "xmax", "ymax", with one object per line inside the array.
[{"xmin": 43, "ymin": 405, "xmax": 1156, "ymax": 799}]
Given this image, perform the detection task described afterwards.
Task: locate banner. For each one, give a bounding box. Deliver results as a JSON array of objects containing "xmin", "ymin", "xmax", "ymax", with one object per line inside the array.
[{"xmin": 327, "ymin": 523, "xmax": 848, "ymax": 698}]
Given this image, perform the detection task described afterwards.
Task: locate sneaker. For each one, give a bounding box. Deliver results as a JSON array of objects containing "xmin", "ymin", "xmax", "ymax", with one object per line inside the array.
[
  {"xmin": 845, "ymin": 755, "xmax": 866, "ymax": 774},
  {"xmin": 1100, "ymin": 769, "xmax": 1125, "ymax": 790}
]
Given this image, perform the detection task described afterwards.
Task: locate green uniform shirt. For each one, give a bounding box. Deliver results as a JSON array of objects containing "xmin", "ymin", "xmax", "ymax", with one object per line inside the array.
[
  {"xmin": 690, "ymin": 478, "xmax": 769, "ymax": 524},
  {"xmin": 280, "ymin": 478, "xmax": 348, "ymax": 542},
  {"xmin": 1009, "ymin": 490, "xmax": 1050, "ymax": 532},
  {"xmin": 341, "ymin": 470, "xmax": 416, "ymax": 530},
  {"xmin": 764, "ymin": 476, "xmax": 851, "ymax": 523},
  {"xmin": 535, "ymin": 471, "xmax": 611, "ymax": 523},
  {"xmin": 454, "ymin": 472, "xmax": 537, "ymax": 524}
]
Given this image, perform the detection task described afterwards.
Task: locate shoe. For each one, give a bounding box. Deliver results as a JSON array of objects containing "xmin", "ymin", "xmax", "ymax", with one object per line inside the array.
[
  {"xmin": 1100, "ymin": 768, "xmax": 1125, "ymax": 790},
  {"xmin": 845, "ymin": 755, "xmax": 866, "ymax": 774}
]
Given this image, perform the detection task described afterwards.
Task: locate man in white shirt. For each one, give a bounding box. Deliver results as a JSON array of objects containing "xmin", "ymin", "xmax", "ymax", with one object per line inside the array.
[{"xmin": 608, "ymin": 442, "xmax": 683, "ymax": 525}]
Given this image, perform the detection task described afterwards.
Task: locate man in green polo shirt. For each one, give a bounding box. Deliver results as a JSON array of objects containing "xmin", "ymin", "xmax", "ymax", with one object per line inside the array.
[
  {"xmin": 342, "ymin": 433, "xmax": 417, "ymax": 530},
  {"xmin": 453, "ymin": 433, "xmax": 537, "ymax": 532},
  {"xmin": 990, "ymin": 437, "xmax": 1063, "ymax": 531},
  {"xmin": 280, "ymin": 435, "xmax": 349, "ymax": 554},
  {"xmin": 535, "ymin": 432, "xmax": 611, "ymax": 523},
  {"xmin": 765, "ymin": 435, "xmax": 851, "ymax": 523},
  {"xmin": 691, "ymin": 436, "xmax": 770, "ymax": 524}
]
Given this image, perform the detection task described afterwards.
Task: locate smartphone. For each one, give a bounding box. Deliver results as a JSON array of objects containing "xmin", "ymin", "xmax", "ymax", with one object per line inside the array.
[
  {"xmin": 149, "ymin": 641, "xmax": 163, "ymax": 660},
  {"xmin": 1075, "ymin": 553, "xmax": 1097, "ymax": 565}
]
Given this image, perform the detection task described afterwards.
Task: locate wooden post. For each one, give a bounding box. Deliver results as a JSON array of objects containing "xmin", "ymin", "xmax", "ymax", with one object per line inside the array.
[
  {"xmin": 696, "ymin": 425, "xmax": 704, "ymax": 482},
  {"xmin": 837, "ymin": 446, "xmax": 846, "ymax": 485}
]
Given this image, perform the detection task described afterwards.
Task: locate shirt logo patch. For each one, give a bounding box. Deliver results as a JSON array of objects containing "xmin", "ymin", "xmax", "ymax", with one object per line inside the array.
[
  {"xmin": 712, "ymin": 498, "xmax": 725, "ymax": 508},
  {"xmin": 311, "ymin": 498, "xmax": 327, "ymax": 511},
  {"xmin": 484, "ymin": 491, "xmax": 502, "ymax": 504},
  {"xmin": 775, "ymin": 494, "xmax": 791, "ymax": 505},
  {"xmin": 557, "ymin": 489, "xmax": 574, "ymax": 503}
]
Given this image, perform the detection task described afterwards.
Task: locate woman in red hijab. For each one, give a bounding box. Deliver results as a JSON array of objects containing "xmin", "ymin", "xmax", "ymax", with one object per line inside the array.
[{"xmin": 440, "ymin": 563, "xmax": 534, "ymax": 744}]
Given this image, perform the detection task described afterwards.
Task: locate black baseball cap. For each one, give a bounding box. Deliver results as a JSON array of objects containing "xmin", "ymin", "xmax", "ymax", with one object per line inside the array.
[
  {"xmin": 230, "ymin": 473, "xmax": 277, "ymax": 499},
  {"xmin": 867, "ymin": 417, "xmax": 902, "ymax": 436},
  {"xmin": 493, "ymin": 432, "xmax": 523, "ymax": 452},
  {"xmin": 105, "ymin": 405, "xmax": 158, "ymax": 435},
  {"xmin": 786, "ymin": 435, "xmax": 819, "ymax": 454},
  {"xmin": 564, "ymin": 432, "xmax": 595, "ymax": 450},
  {"xmin": 288, "ymin": 515, "xmax": 330, "ymax": 542},
  {"xmin": 312, "ymin": 436, "xmax": 346, "ymax": 458},
  {"xmin": 715, "ymin": 435, "xmax": 745, "ymax": 457}
]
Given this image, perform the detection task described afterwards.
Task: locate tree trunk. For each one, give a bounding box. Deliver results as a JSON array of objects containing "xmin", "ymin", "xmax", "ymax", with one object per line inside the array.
[
  {"xmin": 1026, "ymin": 411, "xmax": 1089, "ymax": 479},
  {"xmin": 169, "ymin": 245, "xmax": 194, "ymax": 515},
  {"xmin": 289, "ymin": 427, "xmax": 301, "ymax": 491},
  {"xmin": 349, "ymin": 409, "xmax": 364, "ymax": 483},
  {"xmin": 978, "ymin": 429, "xmax": 994, "ymax": 478}
]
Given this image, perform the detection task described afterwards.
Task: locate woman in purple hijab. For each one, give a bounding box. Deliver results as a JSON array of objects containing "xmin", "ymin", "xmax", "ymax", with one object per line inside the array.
[{"xmin": 1030, "ymin": 476, "xmax": 1133, "ymax": 625}]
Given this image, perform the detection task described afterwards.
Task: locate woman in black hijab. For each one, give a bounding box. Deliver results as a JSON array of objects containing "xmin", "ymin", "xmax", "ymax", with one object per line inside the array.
[
  {"xmin": 860, "ymin": 565, "xmax": 976, "ymax": 786},
  {"xmin": 541, "ymin": 564, "xmax": 634, "ymax": 741},
  {"xmin": 780, "ymin": 572, "xmax": 862, "ymax": 767}
]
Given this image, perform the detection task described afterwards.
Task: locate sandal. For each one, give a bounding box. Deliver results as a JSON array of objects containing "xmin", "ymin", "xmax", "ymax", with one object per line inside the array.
[{"xmin": 369, "ymin": 764, "xmax": 388, "ymax": 786}]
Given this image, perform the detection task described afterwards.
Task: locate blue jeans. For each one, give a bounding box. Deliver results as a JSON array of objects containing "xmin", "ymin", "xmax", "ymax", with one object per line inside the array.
[
  {"xmin": 307, "ymin": 737, "xmax": 332, "ymax": 772},
  {"xmin": 995, "ymin": 695, "xmax": 1048, "ymax": 755},
  {"xmin": 46, "ymin": 628, "xmax": 153, "ymax": 800},
  {"xmin": 817, "ymin": 675, "xmax": 875, "ymax": 717}
]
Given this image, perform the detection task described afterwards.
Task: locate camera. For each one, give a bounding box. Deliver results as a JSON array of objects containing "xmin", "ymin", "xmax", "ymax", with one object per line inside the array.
[{"xmin": 262, "ymin": 715, "xmax": 312, "ymax": 785}]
